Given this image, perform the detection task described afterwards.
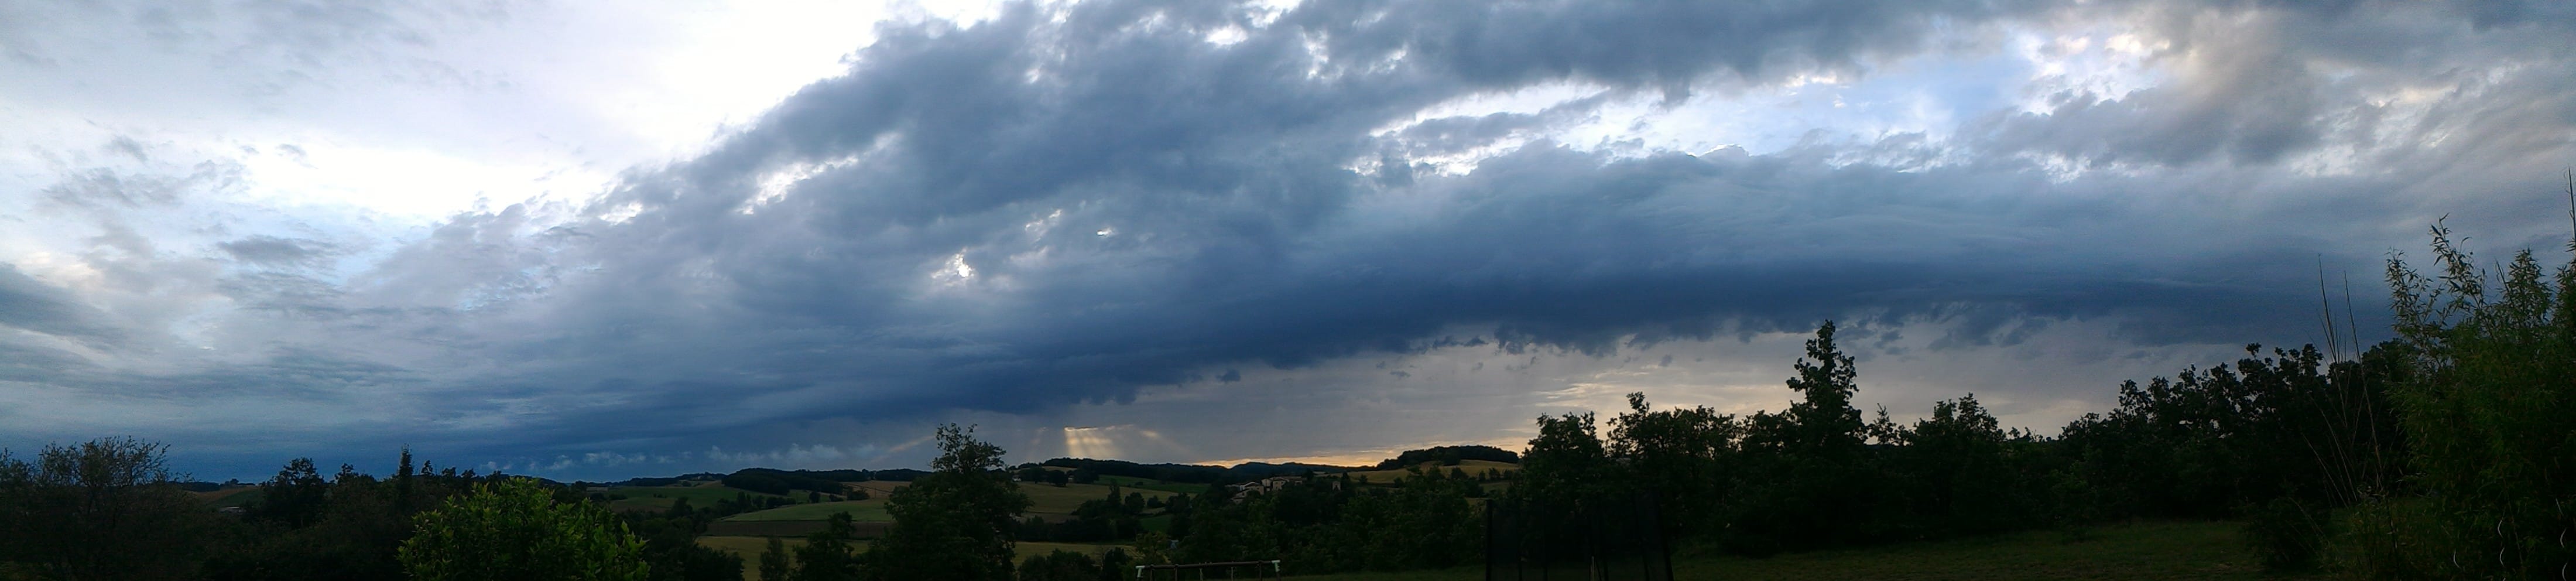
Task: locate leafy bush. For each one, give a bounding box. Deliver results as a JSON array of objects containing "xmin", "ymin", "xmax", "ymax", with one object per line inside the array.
[
  {"xmin": 2377, "ymin": 223, "xmax": 2576, "ymax": 579},
  {"xmin": 399, "ymin": 478, "xmax": 649, "ymax": 581}
]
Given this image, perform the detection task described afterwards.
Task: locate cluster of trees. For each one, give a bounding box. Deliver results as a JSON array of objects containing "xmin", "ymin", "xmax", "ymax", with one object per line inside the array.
[
  {"xmin": 1509, "ymin": 322, "xmax": 2406, "ymax": 561},
  {"xmin": 0, "ymin": 438, "xmax": 210, "ymax": 580},
  {"xmin": 398, "ymin": 478, "xmax": 649, "ymax": 580},
  {"xmin": 0, "ymin": 442, "xmax": 742, "ymax": 581},
  {"xmin": 720, "ymin": 469, "xmax": 855, "ymax": 499},
  {"xmin": 748, "ymin": 425, "xmax": 1034, "ymax": 581},
  {"xmin": 1015, "ymin": 485, "xmax": 1165, "ymax": 542},
  {"xmin": 1012, "ymin": 465, "xmax": 1084, "ymax": 487},
  {"xmin": 1373, "ymin": 445, "xmax": 1517, "ymax": 469},
  {"xmin": 1030, "ymin": 458, "xmax": 1335, "ymax": 486},
  {"xmin": 1010, "ymin": 547, "xmax": 1135, "ymax": 581},
  {"xmin": 0, "ymin": 422, "xmax": 1073, "ymax": 580},
  {"xmin": 1159, "ymin": 466, "xmax": 1486, "ymax": 573},
  {"xmin": 1494, "ymin": 221, "xmax": 2572, "ymax": 579}
]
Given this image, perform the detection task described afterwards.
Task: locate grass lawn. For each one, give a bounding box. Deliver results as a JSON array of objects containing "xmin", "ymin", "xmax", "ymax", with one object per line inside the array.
[{"xmin": 1283, "ymin": 521, "xmax": 2314, "ymax": 581}]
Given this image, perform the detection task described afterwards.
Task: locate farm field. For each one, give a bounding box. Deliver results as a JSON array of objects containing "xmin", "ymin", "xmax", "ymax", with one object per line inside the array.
[
  {"xmin": 1093, "ymin": 474, "xmax": 1211, "ymax": 494},
  {"xmin": 717, "ymin": 480, "xmax": 1170, "ymax": 524},
  {"xmin": 698, "ymin": 536, "xmax": 1135, "ymax": 581},
  {"xmin": 843, "ymin": 480, "xmax": 906, "ymax": 497},
  {"xmin": 599, "ymin": 481, "xmax": 794, "ymax": 512},
  {"xmin": 1284, "ymin": 521, "xmax": 2313, "ymax": 581},
  {"xmin": 722, "ymin": 498, "xmax": 890, "ymax": 522},
  {"xmin": 194, "ymin": 486, "xmax": 261, "ymax": 509},
  {"xmin": 1020, "ymin": 481, "xmax": 1178, "ymax": 517}
]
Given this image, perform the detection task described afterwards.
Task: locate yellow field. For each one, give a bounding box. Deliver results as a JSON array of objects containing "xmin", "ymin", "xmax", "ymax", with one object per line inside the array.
[
  {"xmin": 844, "ymin": 480, "xmax": 907, "ymax": 497},
  {"xmin": 193, "ymin": 486, "xmax": 262, "ymax": 508}
]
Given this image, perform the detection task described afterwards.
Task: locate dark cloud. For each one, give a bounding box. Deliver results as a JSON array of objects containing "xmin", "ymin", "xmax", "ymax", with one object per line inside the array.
[
  {"xmin": 11, "ymin": 0, "xmax": 2576, "ymax": 479},
  {"xmin": 369, "ymin": 0, "xmax": 2568, "ymax": 467},
  {"xmin": 0, "ymin": 265, "xmax": 122, "ymax": 344},
  {"xmin": 1287, "ymin": 0, "xmax": 2035, "ymax": 99},
  {"xmin": 520, "ymin": 0, "xmax": 2438, "ymax": 434}
]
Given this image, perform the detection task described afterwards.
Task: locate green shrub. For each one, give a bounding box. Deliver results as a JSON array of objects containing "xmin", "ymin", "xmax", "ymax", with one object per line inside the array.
[
  {"xmin": 2379, "ymin": 223, "xmax": 2576, "ymax": 579},
  {"xmin": 399, "ymin": 478, "xmax": 649, "ymax": 581}
]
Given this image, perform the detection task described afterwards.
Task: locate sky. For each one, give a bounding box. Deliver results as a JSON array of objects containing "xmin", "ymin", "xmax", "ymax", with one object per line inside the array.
[{"xmin": 3, "ymin": 0, "xmax": 2572, "ymax": 481}]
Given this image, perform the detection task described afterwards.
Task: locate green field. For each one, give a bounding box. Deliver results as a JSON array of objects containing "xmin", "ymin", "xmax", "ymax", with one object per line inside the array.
[
  {"xmin": 1093, "ymin": 475, "xmax": 1211, "ymax": 494},
  {"xmin": 700, "ymin": 536, "xmax": 1134, "ymax": 581},
  {"xmin": 718, "ymin": 480, "xmax": 1175, "ymax": 523},
  {"xmin": 1021, "ymin": 481, "xmax": 1177, "ymax": 516},
  {"xmin": 600, "ymin": 482, "xmax": 797, "ymax": 513},
  {"xmin": 723, "ymin": 498, "xmax": 892, "ymax": 522},
  {"xmin": 1282, "ymin": 521, "xmax": 2311, "ymax": 580},
  {"xmin": 701, "ymin": 478, "xmax": 1186, "ymax": 580}
]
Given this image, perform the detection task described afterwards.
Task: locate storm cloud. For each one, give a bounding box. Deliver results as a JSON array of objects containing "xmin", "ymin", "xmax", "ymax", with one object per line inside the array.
[{"xmin": 4, "ymin": 0, "xmax": 2572, "ymax": 478}]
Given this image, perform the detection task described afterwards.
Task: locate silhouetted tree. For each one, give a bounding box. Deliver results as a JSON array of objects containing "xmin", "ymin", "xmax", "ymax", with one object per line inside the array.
[
  {"xmin": 867, "ymin": 424, "xmax": 1030, "ymax": 580},
  {"xmin": 0, "ymin": 437, "xmax": 208, "ymax": 581},
  {"xmin": 792, "ymin": 512, "xmax": 858, "ymax": 581},
  {"xmin": 758, "ymin": 537, "xmax": 791, "ymax": 581}
]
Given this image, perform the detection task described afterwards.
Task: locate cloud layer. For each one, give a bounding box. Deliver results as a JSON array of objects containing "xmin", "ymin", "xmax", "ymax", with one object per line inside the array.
[{"xmin": 5, "ymin": 0, "xmax": 2574, "ymax": 479}]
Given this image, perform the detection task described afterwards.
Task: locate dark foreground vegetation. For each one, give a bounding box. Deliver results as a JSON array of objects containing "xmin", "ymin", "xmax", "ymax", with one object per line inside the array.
[
  {"xmin": 1, "ymin": 219, "xmax": 2570, "ymax": 580},
  {"xmin": 1296, "ymin": 521, "xmax": 2311, "ymax": 581}
]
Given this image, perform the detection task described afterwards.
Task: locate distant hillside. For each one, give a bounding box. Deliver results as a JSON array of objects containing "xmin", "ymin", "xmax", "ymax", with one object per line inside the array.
[
  {"xmin": 1344, "ymin": 459, "xmax": 1519, "ymax": 485},
  {"xmin": 593, "ymin": 459, "xmax": 1330, "ymax": 491},
  {"xmin": 1036, "ymin": 458, "xmax": 1355, "ymax": 484},
  {"xmin": 604, "ymin": 472, "xmax": 725, "ymax": 487},
  {"xmin": 600, "ymin": 468, "xmax": 928, "ymax": 491},
  {"xmin": 1373, "ymin": 445, "xmax": 1518, "ymax": 469}
]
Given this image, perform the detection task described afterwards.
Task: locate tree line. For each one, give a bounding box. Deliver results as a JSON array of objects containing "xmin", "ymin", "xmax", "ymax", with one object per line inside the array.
[
  {"xmin": 1098, "ymin": 218, "xmax": 2565, "ymax": 579},
  {"xmin": 1, "ymin": 220, "xmax": 2568, "ymax": 580},
  {"xmin": 1491, "ymin": 220, "xmax": 2568, "ymax": 579}
]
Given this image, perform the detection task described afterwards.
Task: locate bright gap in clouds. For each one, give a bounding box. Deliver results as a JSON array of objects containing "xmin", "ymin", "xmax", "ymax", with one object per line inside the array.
[
  {"xmin": 1366, "ymin": 21, "xmax": 2130, "ymax": 175},
  {"xmin": 0, "ymin": 0, "xmax": 1012, "ymax": 230}
]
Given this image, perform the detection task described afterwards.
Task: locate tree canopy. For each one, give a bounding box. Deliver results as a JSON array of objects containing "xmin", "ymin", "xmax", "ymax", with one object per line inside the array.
[
  {"xmin": 869, "ymin": 424, "xmax": 1032, "ymax": 581},
  {"xmin": 398, "ymin": 477, "xmax": 650, "ymax": 581}
]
